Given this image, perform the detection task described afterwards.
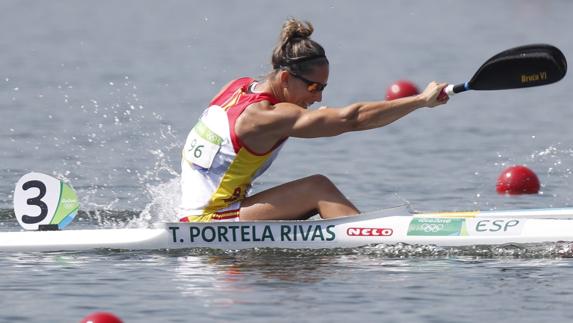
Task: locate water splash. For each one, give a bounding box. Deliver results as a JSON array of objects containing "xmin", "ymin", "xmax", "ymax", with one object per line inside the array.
[
  {"xmin": 131, "ymin": 177, "xmax": 181, "ymax": 228},
  {"xmin": 6, "ymin": 75, "xmax": 186, "ymax": 227},
  {"xmin": 528, "ymin": 144, "xmax": 573, "ymax": 205}
]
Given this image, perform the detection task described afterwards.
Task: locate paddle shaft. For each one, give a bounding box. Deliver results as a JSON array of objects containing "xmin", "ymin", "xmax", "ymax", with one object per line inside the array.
[{"xmin": 444, "ymin": 83, "xmax": 470, "ymax": 96}]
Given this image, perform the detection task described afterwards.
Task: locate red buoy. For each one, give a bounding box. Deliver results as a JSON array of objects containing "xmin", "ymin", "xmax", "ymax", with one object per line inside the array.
[
  {"xmin": 81, "ymin": 312, "xmax": 123, "ymax": 323},
  {"xmin": 496, "ymin": 165, "xmax": 540, "ymax": 195},
  {"xmin": 385, "ymin": 80, "xmax": 419, "ymax": 100}
]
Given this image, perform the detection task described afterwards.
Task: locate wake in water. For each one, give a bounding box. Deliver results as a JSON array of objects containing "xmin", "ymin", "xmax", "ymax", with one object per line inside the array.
[
  {"xmin": 359, "ymin": 242, "xmax": 573, "ymax": 258},
  {"xmin": 80, "ymin": 242, "xmax": 573, "ymax": 259}
]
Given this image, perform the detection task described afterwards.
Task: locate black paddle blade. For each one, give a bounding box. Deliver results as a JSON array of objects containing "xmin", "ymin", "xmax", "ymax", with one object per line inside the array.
[{"xmin": 468, "ymin": 44, "xmax": 567, "ymax": 90}]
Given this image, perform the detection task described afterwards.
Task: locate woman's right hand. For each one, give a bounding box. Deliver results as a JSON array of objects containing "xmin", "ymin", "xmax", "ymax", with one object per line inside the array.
[{"xmin": 418, "ymin": 81, "xmax": 449, "ymax": 108}]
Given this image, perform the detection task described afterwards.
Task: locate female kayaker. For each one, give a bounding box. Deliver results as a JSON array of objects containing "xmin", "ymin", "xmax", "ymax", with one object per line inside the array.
[{"xmin": 179, "ymin": 18, "xmax": 448, "ymax": 222}]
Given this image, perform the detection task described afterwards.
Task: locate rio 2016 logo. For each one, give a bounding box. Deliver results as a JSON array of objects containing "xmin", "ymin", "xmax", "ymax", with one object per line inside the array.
[{"xmin": 421, "ymin": 223, "xmax": 444, "ymax": 233}]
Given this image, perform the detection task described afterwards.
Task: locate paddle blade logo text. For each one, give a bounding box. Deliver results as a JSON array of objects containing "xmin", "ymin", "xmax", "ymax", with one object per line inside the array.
[{"xmin": 346, "ymin": 227, "xmax": 393, "ymax": 237}]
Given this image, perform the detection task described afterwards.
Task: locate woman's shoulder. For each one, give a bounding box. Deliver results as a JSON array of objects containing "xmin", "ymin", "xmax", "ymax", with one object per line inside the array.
[{"xmin": 210, "ymin": 77, "xmax": 254, "ymax": 105}]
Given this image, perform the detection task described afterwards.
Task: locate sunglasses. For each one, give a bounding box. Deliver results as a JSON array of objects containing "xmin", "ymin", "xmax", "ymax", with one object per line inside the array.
[{"xmin": 289, "ymin": 72, "xmax": 327, "ymax": 93}]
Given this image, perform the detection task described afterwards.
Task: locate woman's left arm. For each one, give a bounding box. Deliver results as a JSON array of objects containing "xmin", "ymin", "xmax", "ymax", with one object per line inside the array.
[{"xmin": 288, "ymin": 81, "xmax": 448, "ymax": 138}]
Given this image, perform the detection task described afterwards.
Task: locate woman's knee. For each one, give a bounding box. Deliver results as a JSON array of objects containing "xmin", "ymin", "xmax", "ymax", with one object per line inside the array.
[{"xmin": 305, "ymin": 174, "xmax": 337, "ymax": 191}]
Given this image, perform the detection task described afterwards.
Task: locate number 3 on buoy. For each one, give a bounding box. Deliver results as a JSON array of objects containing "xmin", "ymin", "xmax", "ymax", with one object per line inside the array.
[{"xmin": 13, "ymin": 172, "xmax": 79, "ymax": 230}]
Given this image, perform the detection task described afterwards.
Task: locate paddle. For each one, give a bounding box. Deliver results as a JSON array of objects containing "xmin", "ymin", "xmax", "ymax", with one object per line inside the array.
[{"xmin": 440, "ymin": 44, "xmax": 567, "ymax": 99}]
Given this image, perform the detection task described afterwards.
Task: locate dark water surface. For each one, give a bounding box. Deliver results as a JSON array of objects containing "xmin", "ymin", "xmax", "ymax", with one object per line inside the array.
[{"xmin": 2, "ymin": 0, "xmax": 573, "ymax": 322}]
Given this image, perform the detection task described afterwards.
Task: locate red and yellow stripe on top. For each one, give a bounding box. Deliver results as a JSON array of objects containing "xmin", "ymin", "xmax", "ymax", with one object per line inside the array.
[{"xmin": 179, "ymin": 77, "xmax": 282, "ymax": 222}]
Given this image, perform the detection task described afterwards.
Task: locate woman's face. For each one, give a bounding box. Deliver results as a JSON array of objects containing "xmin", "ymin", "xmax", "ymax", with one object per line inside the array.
[{"xmin": 283, "ymin": 64, "xmax": 329, "ymax": 108}]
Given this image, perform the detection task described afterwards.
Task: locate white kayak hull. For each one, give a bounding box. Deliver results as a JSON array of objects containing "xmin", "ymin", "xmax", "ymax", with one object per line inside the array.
[{"xmin": 3, "ymin": 206, "xmax": 573, "ymax": 252}]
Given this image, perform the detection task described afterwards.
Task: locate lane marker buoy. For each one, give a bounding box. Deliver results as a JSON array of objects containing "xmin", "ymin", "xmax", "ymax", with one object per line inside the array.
[
  {"xmin": 81, "ymin": 312, "xmax": 123, "ymax": 323},
  {"xmin": 386, "ymin": 80, "xmax": 419, "ymax": 100},
  {"xmin": 496, "ymin": 165, "xmax": 541, "ymax": 195}
]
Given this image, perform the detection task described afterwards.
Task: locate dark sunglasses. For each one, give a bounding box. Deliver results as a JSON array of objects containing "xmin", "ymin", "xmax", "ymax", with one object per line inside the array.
[{"xmin": 289, "ymin": 72, "xmax": 327, "ymax": 93}]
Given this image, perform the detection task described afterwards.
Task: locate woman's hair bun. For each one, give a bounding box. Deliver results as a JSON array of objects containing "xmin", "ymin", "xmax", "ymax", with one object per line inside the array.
[{"xmin": 280, "ymin": 18, "xmax": 314, "ymax": 43}]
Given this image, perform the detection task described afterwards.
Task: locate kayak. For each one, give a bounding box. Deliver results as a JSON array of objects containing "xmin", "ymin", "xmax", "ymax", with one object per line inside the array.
[{"xmin": 3, "ymin": 205, "xmax": 573, "ymax": 252}]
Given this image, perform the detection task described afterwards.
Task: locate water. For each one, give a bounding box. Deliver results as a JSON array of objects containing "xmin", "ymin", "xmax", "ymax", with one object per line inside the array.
[{"xmin": 2, "ymin": 0, "xmax": 573, "ymax": 321}]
